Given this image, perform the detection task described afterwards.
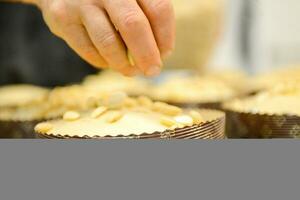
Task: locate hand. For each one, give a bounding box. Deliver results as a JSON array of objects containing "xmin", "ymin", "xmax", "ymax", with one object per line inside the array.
[{"xmin": 34, "ymin": 0, "xmax": 175, "ymax": 76}]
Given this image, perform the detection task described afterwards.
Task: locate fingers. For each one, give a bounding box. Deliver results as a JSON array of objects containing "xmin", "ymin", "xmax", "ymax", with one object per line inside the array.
[
  {"xmin": 80, "ymin": 5, "xmax": 139, "ymax": 76},
  {"xmin": 103, "ymin": 0, "xmax": 162, "ymax": 76},
  {"xmin": 61, "ymin": 24, "xmax": 108, "ymax": 69},
  {"xmin": 137, "ymin": 0, "xmax": 175, "ymax": 58}
]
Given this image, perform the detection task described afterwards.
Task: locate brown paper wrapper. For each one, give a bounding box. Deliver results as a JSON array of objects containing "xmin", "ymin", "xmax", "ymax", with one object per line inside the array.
[
  {"xmin": 166, "ymin": 102, "xmax": 221, "ymax": 110},
  {"xmin": 36, "ymin": 109, "xmax": 226, "ymax": 139},
  {"xmin": 0, "ymin": 120, "xmax": 40, "ymax": 138},
  {"xmin": 224, "ymin": 109, "xmax": 300, "ymax": 138}
]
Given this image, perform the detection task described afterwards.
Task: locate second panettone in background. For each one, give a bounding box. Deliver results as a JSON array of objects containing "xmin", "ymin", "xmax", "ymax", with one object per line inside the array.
[
  {"xmin": 202, "ymin": 69, "xmax": 252, "ymax": 95},
  {"xmin": 149, "ymin": 74, "xmax": 236, "ymax": 108},
  {"xmin": 0, "ymin": 84, "xmax": 50, "ymax": 138},
  {"xmin": 224, "ymin": 83, "xmax": 300, "ymax": 138},
  {"xmin": 250, "ymin": 65, "xmax": 300, "ymax": 93}
]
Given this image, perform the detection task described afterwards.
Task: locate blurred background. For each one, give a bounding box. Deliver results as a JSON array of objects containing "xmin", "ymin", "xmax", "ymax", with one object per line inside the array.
[
  {"xmin": 210, "ymin": 0, "xmax": 300, "ymax": 74},
  {"xmin": 0, "ymin": 0, "xmax": 300, "ymax": 86}
]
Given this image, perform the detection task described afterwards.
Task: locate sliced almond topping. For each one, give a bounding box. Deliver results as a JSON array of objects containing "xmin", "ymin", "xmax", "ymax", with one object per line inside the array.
[
  {"xmin": 91, "ymin": 106, "xmax": 108, "ymax": 118},
  {"xmin": 124, "ymin": 97, "xmax": 138, "ymax": 108},
  {"xmin": 137, "ymin": 96, "xmax": 153, "ymax": 107},
  {"xmin": 189, "ymin": 111, "xmax": 204, "ymax": 124},
  {"xmin": 171, "ymin": 124, "xmax": 184, "ymax": 130},
  {"xmin": 106, "ymin": 111, "xmax": 123, "ymax": 123},
  {"xmin": 35, "ymin": 122, "xmax": 53, "ymax": 133},
  {"xmin": 160, "ymin": 117, "xmax": 176, "ymax": 127},
  {"xmin": 105, "ymin": 92, "xmax": 128, "ymax": 108},
  {"xmin": 153, "ymin": 102, "xmax": 182, "ymax": 116},
  {"xmin": 174, "ymin": 115, "xmax": 194, "ymax": 126},
  {"xmin": 86, "ymin": 96, "xmax": 98, "ymax": 108},
  {"xmin": 127, "ymin": 51, "xmax": 135, "ymax": 66},
  {"xmin": 63, "ymin": 111, "xmax": 80, "ymax": 121}
]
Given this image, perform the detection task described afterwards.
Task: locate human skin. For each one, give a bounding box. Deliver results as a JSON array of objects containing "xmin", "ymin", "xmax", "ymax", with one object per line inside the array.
[{"xmin": 6, "ymin": 0, "xmax": 175, "ymax": 76}]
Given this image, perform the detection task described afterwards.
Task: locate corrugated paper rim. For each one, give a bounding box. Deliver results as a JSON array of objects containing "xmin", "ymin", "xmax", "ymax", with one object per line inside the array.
[
  {"xmin": 0, "ymin": 120, "xmax": 40, "ymax": 138},
  {"xmin": 166, "ymin": 102, "xmax": 221, "ymax": 110},
  {"xmin": 0, "ymin": 115, "xmax": 61, "ymax": 138},
  {"xmin": 36, "ymin": 109, "xmax": 226, "ymax": 139},
  {"xmin": 223, "ymin": 106, "xmax": 300, "ymax": 138}
]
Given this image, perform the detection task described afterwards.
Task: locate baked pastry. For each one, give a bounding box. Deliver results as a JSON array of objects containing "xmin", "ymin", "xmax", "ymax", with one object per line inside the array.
[
  {"xmin": 224, "ymin": 83, "xmax": 300, "ymax": 116},
  {"xmin": 35, "ymin": 93, "xmax": 225, "ymax": 139},
  {"xmin": 82, "ymin": 70, "xmax": 150, "ymax": 97},
  {"xmin": 0, "ymin": 84, "xmax": 50, "ymax": 138},
  {"xmin": 45, "ymin": 85, "xmax": 100, "ymax": 115},
  {"xmin": 203, "ymin": 69, "xmax": 252, "ymax": 95},
  {"xmin": 251, "ymin": 65, "xmax": 300, "ymax": 92},
  {"xmin": 150, "ymin": 75, "xmax": 236, "ymax": 107},
  {"xmin": 0, "ymin": 84, "xmax": 48, "ymax": 108}
]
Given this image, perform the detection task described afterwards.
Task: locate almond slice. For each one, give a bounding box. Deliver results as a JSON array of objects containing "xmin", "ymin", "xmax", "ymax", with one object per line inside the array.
[
  {"xmin": 105, "ymin": 92, "xmax": 128, "ymax": 108},
  {"xmin": 174, "ymin": 115, "xmax": 194, "ymax": 126},
  {"xmin": 35, "ymin": 122, "xmax": 53, "ymax": 133},
  {"xmin": 124, "ymin": 97, "xmax": 138, "ymax": 108},
  {"xmin": 189, "ymin": 111, "xmax": 203, "ymax": 124},
  {"xmin": 160, "ymin": 117, "xmax": 176, "ymax": 127},
  {"xmin": 137, "ymin": 96, "xmax": 153, "ymax": 107},
  {"xmin": 63, "ymin": 111, "xmax": 80, "ymax": 121},
  {"xmin": 91, "ymin": 106, "xmax": 108, "ymax": 118},
  {"xmin": 153, "ymin": 102, "xmax": 182, "ymax": 116},
  {"xmin": 106, "ymin": 111, "xmax": 123, "ymax": 123}
]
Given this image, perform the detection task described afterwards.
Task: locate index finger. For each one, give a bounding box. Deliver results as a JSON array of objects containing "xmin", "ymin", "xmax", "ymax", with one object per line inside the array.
[
  {"xmin": 103, "ymin": 0, "xmax": 162, "ymax": 76},
  {"xmin": 138, "ymin": 0, "xmax": 175, "ymax": 58}
]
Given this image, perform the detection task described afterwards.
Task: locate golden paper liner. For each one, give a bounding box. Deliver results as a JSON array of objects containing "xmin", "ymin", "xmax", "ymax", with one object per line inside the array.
[
  {"xmin": 0, "ymin": 114, "xmax": 61, "ymax": 138},
  {"xmin": 0, "ymin": 120, "xmax": 40, "ymax": 138},
  {"xmin": 166, "ymin": 102, "xmax": 221, "ymax": 110},
  {"xmin": 36, "ymin": 109, "xmax": 226, "ymax": 139},
  {"xmin": 223, "ymin": 109, "xmax": 300, "ymax": 139}
]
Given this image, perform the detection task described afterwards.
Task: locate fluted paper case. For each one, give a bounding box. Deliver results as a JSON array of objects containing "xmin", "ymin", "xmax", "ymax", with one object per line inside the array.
[{"xmin": 224, "ymin": 109, "xmax": 300, "ymax": 139}]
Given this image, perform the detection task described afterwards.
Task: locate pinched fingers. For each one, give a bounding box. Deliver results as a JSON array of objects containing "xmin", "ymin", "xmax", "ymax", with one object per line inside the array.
[
  {"xmin": 80, "ymin": 5, "xmax": 139, "ymax": 76},
  {"xmin": 138, "ymin": 0, "xmax": 175, "ymax": 58},
  {"xmin": 103, "ymin": 0, "xmax": 162, "ymax": 76}
]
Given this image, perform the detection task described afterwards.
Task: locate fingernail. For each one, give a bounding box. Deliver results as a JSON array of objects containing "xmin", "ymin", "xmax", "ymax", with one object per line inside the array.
[{"xmin": 145, "ymin": 66, "xmax": 161, "ymax": 77}]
